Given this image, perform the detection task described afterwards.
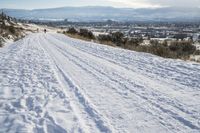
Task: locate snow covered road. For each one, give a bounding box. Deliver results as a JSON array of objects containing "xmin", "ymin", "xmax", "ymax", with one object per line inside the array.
[{"xmin": 0, "ymin": 33, "xmax": 200, "ymax": 133}]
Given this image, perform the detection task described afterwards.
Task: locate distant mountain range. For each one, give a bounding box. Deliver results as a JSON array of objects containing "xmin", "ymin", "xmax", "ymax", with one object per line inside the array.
[{"xmin": 1, "ymin": 6, "xmax": 200, "ymax": 22}]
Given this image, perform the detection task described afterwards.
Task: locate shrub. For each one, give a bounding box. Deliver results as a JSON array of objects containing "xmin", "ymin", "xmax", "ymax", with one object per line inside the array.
[
  {"xmin": 0, "ymin": 39, "xmax": 3, "ymax": 47},
  {"xmin": 136, "ymin": 43, "xmax": 176, "ymax": 58},
  {"xmin": 150, "ymin": 40, "xmax": 159, "ymax": 46},
  {"xmin": 194, "ymin": 50, "xmax": 200, "ymax": 55},
  {"xmin": 1, "ymin": 21, "xmax": 6, "ymax": 29},
  {"xmin": 8, "ymin": 25, "xmax": 16, "ymax": 34},
  {"xmin": 169, "ymin": 41, "xmax": 196, "ymax": 57},
  {"xmin": 132, "ymin": 40, "xmax": 179, "ymax": 58},
  {"xmin": 110, "ymin": 32, "xmax": 124, "ymax": 46},
  {"xmin": 124, "ymin": 38, "xmax": 143, "ymax": 49},
  {"xmin": 79, "ymin": 29, "xmax": 95, "ymax": 40},
  {"xmin": 98, "ymin": 34, "xmax": 112, "ymax": 42},
  {"xmin": 150, "ymin": 44, "xmax": 173, "ymax": 58},
  {"xmin": 181, "ymin": 42, "xmax": 196, "ymax": 54},
  {"xmin": 67, "ymin": 27, "xmax": 78, "ymax": 34},
  {"xmin": 169, "ymin": 41, "xmax": 180, "ymax": 51},
  {"xmin": 162, "ymin": 40, "xmax": 168, "ymax": 47}
]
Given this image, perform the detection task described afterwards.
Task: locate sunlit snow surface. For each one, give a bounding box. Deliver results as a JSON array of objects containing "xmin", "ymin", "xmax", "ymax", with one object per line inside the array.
[{"xmin": 0, "ymin": 33, "xmax": 200, "ymax": 133}]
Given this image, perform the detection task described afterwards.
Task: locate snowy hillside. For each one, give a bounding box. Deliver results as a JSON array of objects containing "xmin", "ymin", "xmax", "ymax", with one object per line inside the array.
[
  {"xmin": 0, "ymin": 11, "xmax": 60, "ymax": 47},
  {"xmin": 3, "ymin": 6, "xmax": 200, "ymax": 22},
  {"xmin": 0, "ymin": 33, "xmax": 200, "ymax": 133}
]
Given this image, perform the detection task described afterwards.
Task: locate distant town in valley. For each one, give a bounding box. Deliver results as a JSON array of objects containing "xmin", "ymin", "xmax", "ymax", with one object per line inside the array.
[
  {"xmin": 41, "ymin": 19, "xmax": 200, "ymax": 43},
  {"xmin": 25, "ymin": 18, "xmax": 200, "ymax": 61}
]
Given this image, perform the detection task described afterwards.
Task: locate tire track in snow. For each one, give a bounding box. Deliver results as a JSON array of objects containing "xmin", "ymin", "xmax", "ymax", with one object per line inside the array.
[
  {"xmin": 35, "ymin": 34, "xmax": 89, "ymax": 133},
  {"xmin": 54, "ymin": 44, "xmax": 199, "ymax": 131},
  {"xmin": 52, "ymin": 34, "xmax": 200, "ymax": 91},
  {"xmin": 1, "ymin": 33, "xmax": 199, "ymax": 133},
  {"xmin": 46, "ymin": 34, "xmax": 200, "ymax": 132},
  {"xmin": 40, "ymin": 34, "xmax": 115, "ymax": 133},
  {"xmin": 0, "ymin": 34, "xmax": 83, "ymax": 133},
  {"xmin": 51, "ymin": 34, "xmax": 200, "ymax": 116}
]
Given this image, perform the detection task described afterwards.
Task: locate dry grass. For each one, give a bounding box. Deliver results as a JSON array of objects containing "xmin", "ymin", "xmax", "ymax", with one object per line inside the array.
[
  {"xmin": 0, "ymin": 43, "xmax": 3, "ymax": 47},
  {"xmin": 64, "ymin": 32, "xmax": 116, "ymax": 46},
  {"xmin": 99, "ymin": 41, "xmax": 116, "ymax": 47},
  {"xmin": 65, "ymin": 33, "xmax": 118, "ymax": 48},
  {"xmin": 65, "ymin": 33, "xmax": 92, "ymax": 41},
  {"xmin": 0, "ymin": 41, "xmax": 3, "ymax": 47}
]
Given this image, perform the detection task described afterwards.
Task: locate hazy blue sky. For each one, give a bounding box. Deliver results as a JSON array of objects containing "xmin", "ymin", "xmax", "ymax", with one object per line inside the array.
[{"xmin": 0, "ymin": 0, "xmax": 200, "ymax": 9}]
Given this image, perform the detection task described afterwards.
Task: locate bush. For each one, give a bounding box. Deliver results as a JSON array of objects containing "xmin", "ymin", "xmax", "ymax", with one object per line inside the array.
[
  {"xmin": 194, "ymin": 50, "xmax": 200, "ymax": 55},
  {"xmin": 169, "ymin": 41, "xmax": 196, "ymax": 57},
  {"xmin": 98, "ymin": 32, "xmax": 125, "ymax": 47},
  {"xmin": 169, "ymin": 41, "xmax": 180, "ymax": 51},
  {"xmin": 136, "ymin": 43, "xmax": 176, "ymax": 58},
  {"xmin": 181, "ymin": 42, "xmax": 196, "ymax": 54},
  {"xmin": 150, "ymin": 40, "xmax": 159, "ymax": 46},
  {"xmin": 160, "ymin": 40, "xmax": 168, "ymax": 47},
  {"xmin": 79, "ymin": 29, "xmax": 95, "ymax": 40},
  {"xmin": 0, "ymin": 21, "xmax": 6, "ymax": 29},
  {"xmin": 111, "ymin": 32, "xmax": 124, "ymax": 46},
  {"xmin": 98, "ymin": 34, "xmax": 112, "ymax": 42},
  {"xmin": 67, "ymin": 27, "xmax": 78, "ymax": 34},
  {"xmin": 150, "ymin": 44, "xmax": 173, "ymax": 57},
  {"xmin": 124, "ymin": 38, "xmax": 143, "ymax": 49},
  {"xmin": 8, "ymin": 25, "xmax": 16, "ymax": 34},
  {"xmin": 0, "ymin": 39, "xmax": 3, "ymax": 47}
]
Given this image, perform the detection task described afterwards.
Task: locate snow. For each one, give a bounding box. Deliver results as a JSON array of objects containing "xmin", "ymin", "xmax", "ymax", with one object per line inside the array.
[
  {"xmin": 0, "ymin": 33, "xmax": 200, "ymax": 133},
  {"xmin": 21, "ymin": 23, "xmax": 58, "ymax": 33},
  {"xmin": 194, "ymin": 42, "xmax": 200, "ymax": 50},
  {"xmin": 92, "ymin": 32, "xmax": 109, "ymax": 36}
]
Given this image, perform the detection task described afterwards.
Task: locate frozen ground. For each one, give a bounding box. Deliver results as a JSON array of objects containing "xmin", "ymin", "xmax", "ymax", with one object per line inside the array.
[{"xmin": 0, "ymin": 33, "xmax": 200, "ymax": 133}]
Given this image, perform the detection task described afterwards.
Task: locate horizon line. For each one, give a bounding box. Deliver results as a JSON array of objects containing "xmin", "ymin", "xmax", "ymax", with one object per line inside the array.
[{"xmin": 0, "ymin": 5, "xmax": 183, "ymax": 10}]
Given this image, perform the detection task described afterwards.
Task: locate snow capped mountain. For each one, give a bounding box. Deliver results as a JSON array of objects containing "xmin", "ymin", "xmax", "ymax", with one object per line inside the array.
[{"xmin": 2, "ymin": 6, "xmax": 200, "ymax": 22}]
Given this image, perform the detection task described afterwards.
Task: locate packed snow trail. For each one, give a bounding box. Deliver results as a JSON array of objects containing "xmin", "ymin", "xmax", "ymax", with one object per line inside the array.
[{"xmin": 0, "ymin": 33, "xmax": 200, "ymax": 133}]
